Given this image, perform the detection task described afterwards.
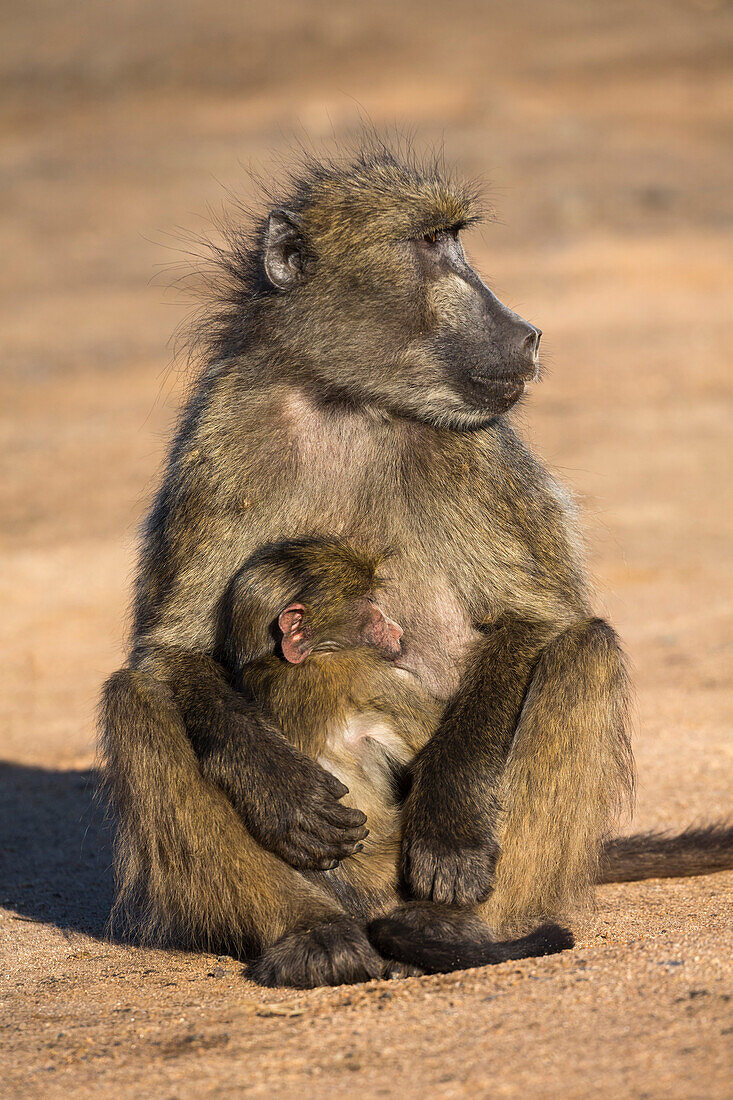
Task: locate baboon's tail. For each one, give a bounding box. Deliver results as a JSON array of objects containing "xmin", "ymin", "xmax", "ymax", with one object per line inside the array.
[
  {"xmin": 368, "ymin": 903, "xmax": 573, "ymax": 975},
  {"xmin": 599, "ymin": 823, "xmax": 733, "ymax": 884}
]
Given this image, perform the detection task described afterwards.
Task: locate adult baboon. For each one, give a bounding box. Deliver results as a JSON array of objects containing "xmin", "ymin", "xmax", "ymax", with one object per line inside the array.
[{"xmin": 101, "ymin": 141, "xmax": 733, "ymax": 987}]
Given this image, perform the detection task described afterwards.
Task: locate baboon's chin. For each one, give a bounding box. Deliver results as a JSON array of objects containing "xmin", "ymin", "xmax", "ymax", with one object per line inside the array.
[
  {"xmin": 423, "ymin": 402, "xmax": 505, "ymax": 433},
  {"xmin": 463, "ymin": 377, "xmax": 526, "ymax": 414}
]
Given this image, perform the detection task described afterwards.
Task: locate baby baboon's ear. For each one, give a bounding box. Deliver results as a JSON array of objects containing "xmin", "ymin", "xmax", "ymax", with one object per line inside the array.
[
  {"xmin": 278, "ymin": 603, "xmax": 310, "ymax": 663},
  {"xmin": 263, "ymin": 209, "xmax": 305, "ymax": 291}
]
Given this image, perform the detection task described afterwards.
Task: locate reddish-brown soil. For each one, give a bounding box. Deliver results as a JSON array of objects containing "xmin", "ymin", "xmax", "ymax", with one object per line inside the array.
[{"xmin": 1, "ymin": 1, "xmax": 731, "ymax": 1096}]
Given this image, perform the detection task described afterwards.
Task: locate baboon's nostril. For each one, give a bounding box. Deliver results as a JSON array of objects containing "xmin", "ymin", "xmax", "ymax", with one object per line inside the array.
[{"xmin": 523, "ymin": 327, "xmax": 541, "ymax": 359}]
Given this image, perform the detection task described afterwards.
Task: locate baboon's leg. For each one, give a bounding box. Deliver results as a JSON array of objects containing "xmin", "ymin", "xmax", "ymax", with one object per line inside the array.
[
  {"xmin": 101, "ymin": 669, "xmax": 385, "ymax": 987},
  {"xmin": 135, "ymin": 645, "xmax": 369, "ymax": 871},
  {"xmin": 482, "ymin": 618, "xmax": 634, "ymax": 935}
]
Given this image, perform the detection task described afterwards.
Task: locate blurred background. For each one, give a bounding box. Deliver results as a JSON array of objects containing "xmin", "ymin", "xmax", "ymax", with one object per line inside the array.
[{"xmin": 2, "ymin": 0, "xmax": 732, "ymax": 828}]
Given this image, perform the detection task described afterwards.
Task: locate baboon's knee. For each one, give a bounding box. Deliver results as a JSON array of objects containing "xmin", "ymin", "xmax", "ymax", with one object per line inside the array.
[
  {"xmin": 102, "ymin": 667, "xmax": 166, "ymax": 710},
  {"xmin": 554, "ymin": 616, "xmax": 623, "ymax": 662},
  {"xmin": 581, "ymin": 617, "xmax": 625, "ymax": 660},
  {"xmin": 100, "ymin": 667, "xmax": 178, "ymax": 748},
  {"xmin": 548, "ymin": 616, "xmax": 630, "ymax": 713}
]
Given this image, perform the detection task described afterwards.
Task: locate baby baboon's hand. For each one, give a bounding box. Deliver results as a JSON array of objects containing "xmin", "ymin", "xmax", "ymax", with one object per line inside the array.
[{"xmin": 235, "ymin": 732, "xmax": 369, "ymax": 871}]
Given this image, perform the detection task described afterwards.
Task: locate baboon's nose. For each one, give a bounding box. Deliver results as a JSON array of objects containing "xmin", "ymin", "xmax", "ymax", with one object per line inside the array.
[{"xmin": 523, "ymin": 326, "xmax": 542, "ymax": 361}]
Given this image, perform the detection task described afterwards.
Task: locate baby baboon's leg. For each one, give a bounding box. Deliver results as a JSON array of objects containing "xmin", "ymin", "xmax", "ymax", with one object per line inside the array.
[
  {"xmin": 483, "ymin": 618, "xmax": 634, "ymax": 935},
  {"xmin": 101, "ymin": 669, "xmax": 384, "ymax": 987}
]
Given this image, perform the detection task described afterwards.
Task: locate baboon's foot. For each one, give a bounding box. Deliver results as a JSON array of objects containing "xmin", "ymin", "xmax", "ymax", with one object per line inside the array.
[
  {"xmin": 383, "ymin": 959, "xmax": 424, "ymax": 979},
  {"xmin": 369, "ymin": 901, "xmax": 574, "ymax": 975},
  {"xmin": 246, "ymin": 917, "xmax": 386, "ymax": 988}
]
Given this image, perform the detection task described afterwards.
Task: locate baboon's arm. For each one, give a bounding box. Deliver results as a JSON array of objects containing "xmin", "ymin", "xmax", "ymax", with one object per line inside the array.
[
  {"xmin": 403, "ymin": 615, "xmax": 634, "ymax": 922},
  {"xmin": 400, "ymin": 614, "xmax": 556, "ymax": 906},
  {"xmin": 134, "ymin": 645, "xmax": 369, "ymax": 871}
]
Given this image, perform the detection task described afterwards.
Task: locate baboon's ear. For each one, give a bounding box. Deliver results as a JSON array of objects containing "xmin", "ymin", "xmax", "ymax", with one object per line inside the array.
[
  {"xmin": 263, "ymin": 209, "xmax": 305, "ymax": 292},
  {"xmin": 278, "ymin": 603, "xmax": 310, "ymax": 663}
]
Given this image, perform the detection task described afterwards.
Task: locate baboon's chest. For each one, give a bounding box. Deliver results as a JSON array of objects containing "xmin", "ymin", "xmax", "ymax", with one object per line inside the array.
[
  {"xmin": 280, "ymin": 392, "xmax": 572, "ymax": 697},
  {"xmin": 286, "ymin": 405, "xmax": 491, "ymax": 697}
]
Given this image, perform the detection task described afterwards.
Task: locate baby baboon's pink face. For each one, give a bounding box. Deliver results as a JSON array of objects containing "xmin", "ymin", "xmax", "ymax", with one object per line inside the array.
[{"xmin": 357, "ymin": 597, "xmax": 404, "ymax": 661}]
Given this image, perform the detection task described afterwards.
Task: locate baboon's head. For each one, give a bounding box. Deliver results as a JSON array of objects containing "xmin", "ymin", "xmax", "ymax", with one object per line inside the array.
[
  {"xmin": 208, "ymin": 143, "xmax": 541, "ymax": 430},
  {"xmin": 224, "ymin": 536, "xmax": 397, "ymax": 662}
]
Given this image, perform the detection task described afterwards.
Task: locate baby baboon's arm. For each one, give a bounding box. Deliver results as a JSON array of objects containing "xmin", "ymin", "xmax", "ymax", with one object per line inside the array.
[{"xmin": 135, "ymin": 645, "xmax": 369, "ymax": 871}]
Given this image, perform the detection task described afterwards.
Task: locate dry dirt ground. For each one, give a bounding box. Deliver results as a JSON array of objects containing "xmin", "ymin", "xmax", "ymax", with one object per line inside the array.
[{"xmin": 1, "ymin": 1, "xmax": 732, "ymax": 1096}]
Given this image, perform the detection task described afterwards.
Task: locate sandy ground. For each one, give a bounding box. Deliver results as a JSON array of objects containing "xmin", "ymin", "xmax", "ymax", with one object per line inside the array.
[{"xmin": 1, "ymin": 1, "xmax": 732, "ymax": 1096}]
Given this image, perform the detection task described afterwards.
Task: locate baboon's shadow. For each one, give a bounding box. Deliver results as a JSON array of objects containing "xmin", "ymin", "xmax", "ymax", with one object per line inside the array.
[{"xmin": 0, "ymin": 762, "xmax": 113, "ymax": 938}]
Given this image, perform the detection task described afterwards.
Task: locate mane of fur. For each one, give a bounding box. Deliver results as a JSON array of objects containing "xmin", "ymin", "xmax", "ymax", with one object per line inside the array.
[{"xmin": 184, "ymin": 136, "xmax": 484, "ymax": 365}]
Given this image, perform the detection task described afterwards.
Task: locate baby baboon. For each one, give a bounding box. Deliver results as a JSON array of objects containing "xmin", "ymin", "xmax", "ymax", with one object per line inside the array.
[
  {"xmin": 226, "ymin": 536, "xmax": 434, "ymax": 915},
  {"xmin": 100, "ymin": 139, "xmax": 733, "ymax": 988},
  {"xmin": 224, "ymin": 535, "xmax": 573, "ymax": 983}
]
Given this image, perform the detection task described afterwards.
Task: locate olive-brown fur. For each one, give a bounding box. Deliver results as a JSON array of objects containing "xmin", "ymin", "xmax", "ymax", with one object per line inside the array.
[
  {"xmin": 99, "ymin": 139, "xmax": 733, "ymax": 986},
  {"xmin": 227, "ymin": 535, "xmax": 573, "ymax": 980}
]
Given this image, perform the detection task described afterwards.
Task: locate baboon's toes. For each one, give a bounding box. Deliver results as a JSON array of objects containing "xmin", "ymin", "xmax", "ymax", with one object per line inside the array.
[
  {"xmin": 246, "ymin": 917, "xmax": 385, "ymax": 989},
  {"xmin": 383, "ymin": 959, "xmax": 424, "ymax": 980}
]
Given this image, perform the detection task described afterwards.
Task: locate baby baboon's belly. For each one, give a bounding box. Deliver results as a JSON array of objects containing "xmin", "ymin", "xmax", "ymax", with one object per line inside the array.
[
  {"xmin": 319, "ymin": 710, "xmax": 413, "ymax": 811},
  {"xmin": 316, "ymin": 711, "xmax": 409, "ymax": 895}
]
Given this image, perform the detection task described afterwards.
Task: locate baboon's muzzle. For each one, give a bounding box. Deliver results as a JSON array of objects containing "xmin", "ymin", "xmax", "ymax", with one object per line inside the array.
[{"xmin": 458, "ymin": 282, "xmax": 542, "ymax": 410}]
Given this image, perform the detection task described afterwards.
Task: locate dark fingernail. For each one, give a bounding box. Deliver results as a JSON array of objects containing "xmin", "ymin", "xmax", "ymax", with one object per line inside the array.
[{"xmin": 353, "ymin": 844, "xmax": 364, "ymax": 854}]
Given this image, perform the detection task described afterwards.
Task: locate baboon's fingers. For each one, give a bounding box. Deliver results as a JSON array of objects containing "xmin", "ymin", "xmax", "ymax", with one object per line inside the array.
[
  {"xmin": 302, "ymin": 814, "xmax": 370, "ymax": 845},
  {"xmin": 297, "ymin": 807, "xmax": 369, "ymax": 846},
  {"xmin": 306, "ymin": 831, "xmax": 371, "ymax": 859},
  {"xmin": 298, "ymin": 828, "xmax": 370, "ymax": 863},
  {"xmin": 321, "ymin": 772, "xmax": 350, "ymax": 800},
  {"xmin": 319, "ymin": 803, "xmax": 368, "ymax": 830},
  {"xmin": 308, "ymin": 857, "xmax": 342, "ymax": 872},
  {"xmin": 401, "ymin": 835, "xmax": 498, "ymax": 906},
  {"xmin": 303, "ymin": 803, "xmax": 368, "ymax": 835},
  {"xmin": 277, "ymin": 827, "xmax": 369, "ymax": 870}
]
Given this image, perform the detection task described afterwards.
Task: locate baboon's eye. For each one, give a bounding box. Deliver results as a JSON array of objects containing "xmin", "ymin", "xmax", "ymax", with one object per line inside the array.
[{"xmin": 422, "ymin": 227, "xmax": 461, "ymax": 246}]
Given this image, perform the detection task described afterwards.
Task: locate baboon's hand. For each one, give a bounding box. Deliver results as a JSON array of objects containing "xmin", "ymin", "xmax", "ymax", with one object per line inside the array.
[
  {"xmin": 401, "ymin": 832, "xmax": 499, "ymax": 906},
  {"xmin": 234, "ymin": 733, "xmax": 369, "ymax": 871},
  {"xmin": 401, "ymin": 776, "xmax": 500, "ymax": 905}
]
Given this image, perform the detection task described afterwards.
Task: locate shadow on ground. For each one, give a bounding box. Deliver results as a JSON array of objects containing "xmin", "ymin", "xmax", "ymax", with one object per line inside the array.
[{"xmin": 0, "ymin": 763, "xmax": 113, "ymax": 938}]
